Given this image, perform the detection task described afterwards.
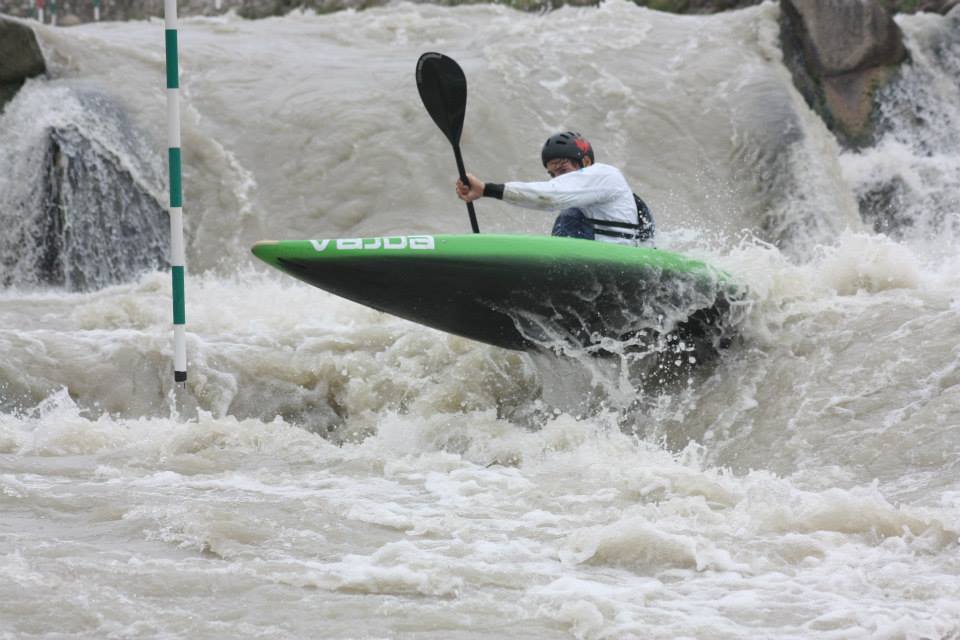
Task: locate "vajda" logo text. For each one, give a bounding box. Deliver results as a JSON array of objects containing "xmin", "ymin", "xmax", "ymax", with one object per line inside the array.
[{"xmin": 309, "ymin": 236, "xmax": 435, "ymax": 252}]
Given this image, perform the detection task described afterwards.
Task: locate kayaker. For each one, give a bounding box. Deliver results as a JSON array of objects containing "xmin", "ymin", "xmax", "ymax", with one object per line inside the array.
[{"xmin": 455, "ymin": 131, "xmax": 655, "ymax": 245}]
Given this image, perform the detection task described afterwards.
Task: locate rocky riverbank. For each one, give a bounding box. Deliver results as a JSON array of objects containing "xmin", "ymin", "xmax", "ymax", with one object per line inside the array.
[
  {"xmin": 0, "ymin": 0, "xmax": 957, "ymax": 25},
  {"xmin": 4, "ymin": 0, "xmax": 948, "ymax": 150}
]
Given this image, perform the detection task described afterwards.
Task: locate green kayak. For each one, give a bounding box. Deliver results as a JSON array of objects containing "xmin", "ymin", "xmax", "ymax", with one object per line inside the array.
[{"xmin": 251, "ymin": 233, "xmax": 742, "ymax": 353}]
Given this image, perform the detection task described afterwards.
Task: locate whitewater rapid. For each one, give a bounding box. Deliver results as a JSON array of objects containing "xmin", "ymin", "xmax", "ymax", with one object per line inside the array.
[{"xmin": 1, "ymin": 2, "xmax": 959, "ymax": 638}]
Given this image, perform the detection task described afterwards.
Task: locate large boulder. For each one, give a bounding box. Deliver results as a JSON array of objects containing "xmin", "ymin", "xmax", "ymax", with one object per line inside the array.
[
  {"xmin": 779, "ymin": 0, "xmax": 908, "ymax": 148},
  {"xmin": 0, "ymin": 86, "xmax": 170, "ymax": 291},
  {"xmin": 36, "ymin": 126, "xmax": 170, "ymax": 290},
  {"xmin": 0, "ymin": 124, "xmax": 170, "ymax": 291},
  {"xmin": 0, "ymin": 17, "xmax": 46, "ymax": 113}
]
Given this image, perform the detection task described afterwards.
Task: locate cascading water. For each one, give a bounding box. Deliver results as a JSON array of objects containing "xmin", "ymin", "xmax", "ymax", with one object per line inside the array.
[
  {"xmin": 0, "ymin": 81, "xmax": 169, "ymax": 290},
  {"xmin": 844, "ymin": 9, "xmax": 960, "ymax": 248}
]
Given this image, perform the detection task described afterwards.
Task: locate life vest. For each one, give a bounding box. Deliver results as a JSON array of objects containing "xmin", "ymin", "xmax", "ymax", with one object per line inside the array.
[{"xmin": 584, "ymin": 194, "xmax": 655, "ymax": 242}]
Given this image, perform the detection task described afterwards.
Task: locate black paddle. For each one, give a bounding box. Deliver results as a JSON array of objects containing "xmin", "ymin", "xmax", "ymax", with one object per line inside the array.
[{"xmin": 416, "ymin": 52, "xmax": 480, "ymax": 234}]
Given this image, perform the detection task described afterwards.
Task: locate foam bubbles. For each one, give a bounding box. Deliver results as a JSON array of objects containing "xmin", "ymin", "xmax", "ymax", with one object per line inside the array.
[{"xmin": 816, "ymin": 231, "xmax": 923, "ymax": 295}]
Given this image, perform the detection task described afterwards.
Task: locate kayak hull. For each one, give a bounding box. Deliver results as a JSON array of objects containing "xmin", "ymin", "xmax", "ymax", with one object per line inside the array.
[{"xmin": 251, "ymin": 234, "xmax": 740, "ymax": 352}]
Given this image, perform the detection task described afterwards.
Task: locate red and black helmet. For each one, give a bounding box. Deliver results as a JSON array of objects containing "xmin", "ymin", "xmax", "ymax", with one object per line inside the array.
[{"xmin": 541, "ymin": 131, "xmax": 595, "ymax": 168}]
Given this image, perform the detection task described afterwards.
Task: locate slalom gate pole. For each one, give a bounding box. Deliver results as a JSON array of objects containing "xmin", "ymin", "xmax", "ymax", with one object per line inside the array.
[
  {"xmin": 94, "ymin": 0, "xmax": 100, "ymax": 21},
  {"xmin": 50, "ymin": 0, "xmax": 56, "ymax": 25},
  {"xmin": 165, "ymin": 0, "xmax": 187, "ymax": 385},
  {"xmin": 36, "ymin": 0, "xmax": 44, "ymax": 23}
]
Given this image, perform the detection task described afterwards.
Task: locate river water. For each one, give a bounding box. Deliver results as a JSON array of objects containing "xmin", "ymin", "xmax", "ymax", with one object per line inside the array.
[{"xmin": 2, "ymin": 2, "xmax": 960, "ymax": 638}]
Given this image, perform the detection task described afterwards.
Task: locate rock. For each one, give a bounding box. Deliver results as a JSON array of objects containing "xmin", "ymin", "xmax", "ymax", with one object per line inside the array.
[
  {"xmin": 856, "ymin": 178, "xmax": 913, "ymax": 236},
  {"xmin": 3, "ymin": 125, "xmax": 170, "ymax": 291},
  {"xmin": 779, "ymin": 0, "xmax": 908, "ymax": 148},
  {"xmin": 784, "ymin": 0, "xmax": 906, "ymax": 75},
  {"xmin": 0, "ymin": 17, "xmax": 46, "ymax": 113},
  {"xmin": 646, "ymin": 0, "xmax": 763, "ymax": 12},
  {"xmin": 0, "ymin": 86, "xmax": 170, "ymax": 291},
  {"xmin": 902, "ymin": 0, "xmax": 958, "ymax": 13},
  {"xmin": 37, "ymin": 126, "xmax": 170, "ymax": 290},
  {"xmin": 57, "ymin": 13, "xmax": 83, "ymax": 26}
]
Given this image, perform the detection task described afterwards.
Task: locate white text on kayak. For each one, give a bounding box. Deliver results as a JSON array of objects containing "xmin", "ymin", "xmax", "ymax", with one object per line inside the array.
[{"xmin": 309, "ymin": 236, "xmax": 436, "ymax": 252}]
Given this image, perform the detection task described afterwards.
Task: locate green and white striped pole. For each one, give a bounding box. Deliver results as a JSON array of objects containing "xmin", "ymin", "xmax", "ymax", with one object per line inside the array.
[
  {"xmin": 93, "ymin": 0, "xmax": 100, "ymax": 21},
  {"xmin": 165, "ymin": 0, "xmax": 187, "ymax": 385}
]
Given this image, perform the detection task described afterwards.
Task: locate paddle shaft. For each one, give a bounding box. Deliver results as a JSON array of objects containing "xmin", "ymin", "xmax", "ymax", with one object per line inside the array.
[{"xmin": 452, "ymin": 145, "xmax": 480, "ymax": 234}]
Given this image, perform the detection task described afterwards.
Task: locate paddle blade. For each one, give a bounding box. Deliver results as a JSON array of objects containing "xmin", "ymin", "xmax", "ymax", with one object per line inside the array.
[{"xmin": 416, "ymin": 52, "xmax": 467, "ymax": 147}]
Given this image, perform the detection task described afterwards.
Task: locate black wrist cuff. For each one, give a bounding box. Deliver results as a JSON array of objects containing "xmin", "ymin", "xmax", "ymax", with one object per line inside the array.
[{"xmin": 483, "ymin": 183, "xmax": 504, "ymax": 199}]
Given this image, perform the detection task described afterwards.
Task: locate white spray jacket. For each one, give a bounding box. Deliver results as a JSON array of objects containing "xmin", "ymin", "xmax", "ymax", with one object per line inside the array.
[{"xmin": 502, "ymin": 163, "xmax": 642, "ymax": 246}]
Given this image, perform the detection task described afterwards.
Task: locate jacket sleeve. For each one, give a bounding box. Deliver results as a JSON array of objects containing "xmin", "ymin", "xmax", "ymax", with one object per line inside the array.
[{"xmin": 501, "ymin": 168, "xmax": 621, "ymax": 212}]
